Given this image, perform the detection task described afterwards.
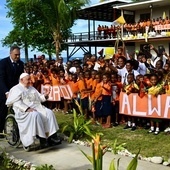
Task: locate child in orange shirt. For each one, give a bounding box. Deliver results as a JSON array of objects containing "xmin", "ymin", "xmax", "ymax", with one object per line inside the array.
[
  {"xmin": 92, "ymin": 73, "xmax": 103, "ymax": 125},
  {"xmin": 58, "ymin": 69, "xmax": 69, "ymax": 114},
  {"xmin": 101, "ymin": 73, "xmax": 112, "ymax": 128},
  {"xmin": 87, "ymin": 70, "xmax": 97, "ymax": 107},
  {"xmin": 50, "ymin": 68, "xmax": 61, "ymax": 111},
  {"xmin": 42, "ymin": 69, "xmax": 52, "ymax": 86},
  {"xmin": 67, "ymin": 74, "xmax": 79, "ymax": 113},
  {"xmin": 77, "ymin": 72, "xmax": 89, "ymax": 119}
]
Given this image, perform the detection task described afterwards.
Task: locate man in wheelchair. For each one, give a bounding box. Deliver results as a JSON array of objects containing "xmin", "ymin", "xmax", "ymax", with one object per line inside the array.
[{"xmin": 6, "ymin": 73, "xmax": 61, "ymax": 149}]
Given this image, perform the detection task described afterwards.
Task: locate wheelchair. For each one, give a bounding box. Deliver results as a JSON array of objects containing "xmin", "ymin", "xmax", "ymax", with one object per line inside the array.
[
  {"xmin": 4, "ymin": 107, "xmax": 61, "ymax": 151},
  {"xmin": 4, "ymin": 107, "xmax": 31, "ymax": 151},
  {"xmin": 4, "ymin": 107, "xmax": 20, "ymax": 147}
]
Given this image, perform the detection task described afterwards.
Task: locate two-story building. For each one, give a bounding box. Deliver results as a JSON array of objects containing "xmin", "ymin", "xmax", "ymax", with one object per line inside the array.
[{"xmin": 64, "ymin": 0, "xmax": 170, "ymax": 59}]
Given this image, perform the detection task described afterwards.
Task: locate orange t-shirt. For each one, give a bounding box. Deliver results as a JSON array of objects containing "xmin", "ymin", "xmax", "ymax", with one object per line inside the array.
[
  {"xmin": 90, "ymin": 79, "xmax": 97, "ymax": 100},
  {"xmin": 43, "ymin": 76, "xmax": 51, "ymax": 86},
  {"xmin": 77, "ymin": 79, "xmax": 88, "ymax": 99},
  {"xmin": 165, "ymin": 19, "xmax": 169, "ymax": 24},
  {"xmin": 93, "ymin": 82, "xmax": 102, "ymax": 101},
  {"xmin": 68, "ymin": 81, "xmax": 79, "ymax": 98},
  {"xmin": 102, "ymin": 82, "xmax": 111, "ymax": 96},
  {"xmin": 116, "ymin": 81, "xmax": 123, "ymax": 90},
  {"xmin": 146, "ymin": 20, "xmax": 151, "ymax": 26},
  {"xmin": 85, "ymin": 78, "xmax": 93, "ymax": 89},
  {"xmin": 51, "ymin": 75, "xmax": 60, "ymax": 86},
  {"xmin": 97, "ymin": 61, "xmax": 105, "ymax": 68},
  {"xmin": 59, "ymin": 76, "xmax": 68, "ymax": 85},
  {"xmin": 86, "ymin": 61, "xmax": 94, "ymax": 66}
]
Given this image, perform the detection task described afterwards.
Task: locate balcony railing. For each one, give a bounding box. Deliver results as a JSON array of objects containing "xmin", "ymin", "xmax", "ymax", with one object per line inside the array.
[
  {"xmin": 66, "ymin": 31, "xmax": 118, "ymax": 42},
  {"xmin": 65, "ymin": 30, "xmax": 170, "ymax": 43}
]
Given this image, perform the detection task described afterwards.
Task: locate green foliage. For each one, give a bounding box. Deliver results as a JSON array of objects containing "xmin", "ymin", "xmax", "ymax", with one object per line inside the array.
[
  {"xmin": 126, "ymin": 149, "xmax": 140, "ymax": 170},
  {"xmin": 3, "ymin": 0, "xmax": 90, "ymax": 59},
  {"xmin": 0, "ymin": 151, "xmax": 27, "ymax": 170},
  {"xmin": 56, "ymin": 112, "xmax": 170, "ymax": 159},
  {"xmin": 0, "ymin": 148, "xmax": 55, "ymax": 170},
  {"xmin": 109, "ymin": 149, "xmax": 140, "ymax": 170},
  {"xmin": 79, "ymin": 133, "xmax": 104, "ymax": 170},
  {"xmin": 79, "ymin": 130, "xmax": 139, "ymax": 170},
  {"xmin": 109, "ymin": 158, "xmax": 120, "ymax": 170},
  {"xmin": 35, "ymin": 164, "xmax": 55, "ymax": 170},
  {"xmin": 111, "ymin": 139, "xmax": 126, "ymax": 155},
  {"xmin": 62, "ymin": 109, "xmax": 92, "ymax": 143}
]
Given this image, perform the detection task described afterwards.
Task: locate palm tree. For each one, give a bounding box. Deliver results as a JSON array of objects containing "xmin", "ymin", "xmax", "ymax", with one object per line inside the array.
[{"xmin": 24, "ymin": 0, "xmax": 90, "ymax": 59}]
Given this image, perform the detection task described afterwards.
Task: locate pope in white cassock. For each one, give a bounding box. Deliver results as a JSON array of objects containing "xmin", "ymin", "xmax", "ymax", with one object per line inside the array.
[{"xmin": 6, "ymin": 73, "xmax": 61, "ymax": 148}]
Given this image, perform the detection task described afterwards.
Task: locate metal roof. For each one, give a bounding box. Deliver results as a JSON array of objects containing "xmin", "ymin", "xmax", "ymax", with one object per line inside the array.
[
  {"xmin": 114, "ymin": 0, "xmax": 169, "ymax": 11},
  {"xmin": 78, "ymin": 0, "xmax": 128, "ymax": 22}
]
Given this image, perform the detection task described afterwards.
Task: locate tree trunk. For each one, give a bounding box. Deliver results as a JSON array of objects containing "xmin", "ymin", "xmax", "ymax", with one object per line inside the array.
[
  {"xmin": 54, "ymin": 30, "xmax": 61, "ymax": 60},
  {"xmin": 55, "ymin": 40, "xmax": 60, "ymax": 60}
]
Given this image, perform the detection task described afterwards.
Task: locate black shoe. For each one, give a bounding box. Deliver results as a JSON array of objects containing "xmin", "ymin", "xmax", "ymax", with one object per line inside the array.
[
  {"xmin": 113, "ymin": 122, "xmax": 119, "ymax": 127},
  {"xmin": 124, "ymin": 125, "xmax": 131, "ymax": 129},
  {"xmin": 131, "ymin": 126, "xmax": 137, "ymax": 131},
  {"xmin": 48, "ymin": 134, "xmax": 61, "ymax": 146},
  {"xmin": 39, "ymin": 137, "xmax": 48, "ymax": 149}
]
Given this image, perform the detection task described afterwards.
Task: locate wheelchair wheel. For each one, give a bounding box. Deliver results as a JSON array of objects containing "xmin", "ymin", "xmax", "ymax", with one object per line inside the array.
[{"xmin": 4, "ymin": 114, "xmax": 21, "ymax": 147}]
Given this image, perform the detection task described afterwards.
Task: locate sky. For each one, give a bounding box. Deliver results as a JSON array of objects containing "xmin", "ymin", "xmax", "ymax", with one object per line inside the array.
[{"xmin": 0, "ymin": 0, "xmax": 130, "ymax": 60}]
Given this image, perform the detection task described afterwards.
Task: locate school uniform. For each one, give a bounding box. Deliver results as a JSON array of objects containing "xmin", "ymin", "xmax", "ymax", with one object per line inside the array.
[
  {"xmin": 101, "ymin": 83, "xmax": 112, "ymax": 117},
  {"xmin": 117, "ymin": 67, "xmax": 139, "ymax": 84},
  {"xmin": 77, "ymin": 79, "xmax": 88, "ymax": 110},
  {"xmin": 93, "ymin": 82, "xmax": 102, "ymax": 118},
  {"xmin": 90, "ymin": 79, "xmax": 97, "ymax": 101}
]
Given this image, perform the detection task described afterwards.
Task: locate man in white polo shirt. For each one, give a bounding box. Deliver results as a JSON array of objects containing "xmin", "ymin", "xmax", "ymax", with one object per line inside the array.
[{"xmin": 110, "ymin": 60, "xmax": 139, "ymax": 84}]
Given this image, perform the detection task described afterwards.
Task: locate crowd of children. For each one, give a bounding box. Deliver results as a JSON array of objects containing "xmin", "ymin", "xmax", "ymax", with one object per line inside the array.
[
  {"xmin": 97, "ymin": 15, "xmax": 170, "ymax": 39},
  {"xmin": 23, "ymin": 45, "xmax": 170, "ymax": 134}
]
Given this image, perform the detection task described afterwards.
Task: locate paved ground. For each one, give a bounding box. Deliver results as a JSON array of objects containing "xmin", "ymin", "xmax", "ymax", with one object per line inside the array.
[{"xmin": 0, "ymin": 140, "xmax": 169, "ymax": 170}]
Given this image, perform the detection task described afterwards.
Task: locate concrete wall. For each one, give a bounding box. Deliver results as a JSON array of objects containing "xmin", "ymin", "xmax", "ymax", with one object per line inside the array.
[{"xmin": 135, "ymin": 6, "xmax": 170, "ymax": 22}]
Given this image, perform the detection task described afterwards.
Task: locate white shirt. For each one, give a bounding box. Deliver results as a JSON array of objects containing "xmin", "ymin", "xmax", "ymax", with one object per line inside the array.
[
  {"xmin": 117, "ymin": 67, "xmax": 139, "ymax": 84},
  {"xmin": 151, "ymin": 55, "xmax": 167, "ymax": 67},
  {"xmin": 137, "ymin": 62, "xmax": 147, "ymax": 75}
]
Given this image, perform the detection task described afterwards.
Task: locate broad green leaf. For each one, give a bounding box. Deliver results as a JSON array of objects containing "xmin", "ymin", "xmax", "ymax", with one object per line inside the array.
[
  {"xmin": 79, "ymin": 148, "xmax": 93, "ymax": 164},
  {"xmin": 68, "ymin": 132, "xmax": 74, "ymax": 143},
  {"xmin": 62, "ymin": 125, "xmax": 68, "ymax": 133},
  {"xmin": 126, "ymin": 149, "xmax": 140, "ymax": 170},
  {"xmin": 109, "ymin": 159, "xmax": 116, "ymax": 170}
]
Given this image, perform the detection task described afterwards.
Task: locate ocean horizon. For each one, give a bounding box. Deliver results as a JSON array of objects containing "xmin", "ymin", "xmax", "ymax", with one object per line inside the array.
[{"xmin": 0, "ymin": 56, "xmax": 83, "ymax": 63}]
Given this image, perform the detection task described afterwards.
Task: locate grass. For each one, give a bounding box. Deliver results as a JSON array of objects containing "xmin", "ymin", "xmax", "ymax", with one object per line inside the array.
[{"xmin": 55, "ymin": 112, "xmax": 170, "ymax": 160}]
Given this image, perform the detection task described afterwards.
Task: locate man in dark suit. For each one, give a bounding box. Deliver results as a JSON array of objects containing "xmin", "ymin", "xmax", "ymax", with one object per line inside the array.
[{"xmin": 0, "ymin": 45, "xmax": 24, "ymax": 137}]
